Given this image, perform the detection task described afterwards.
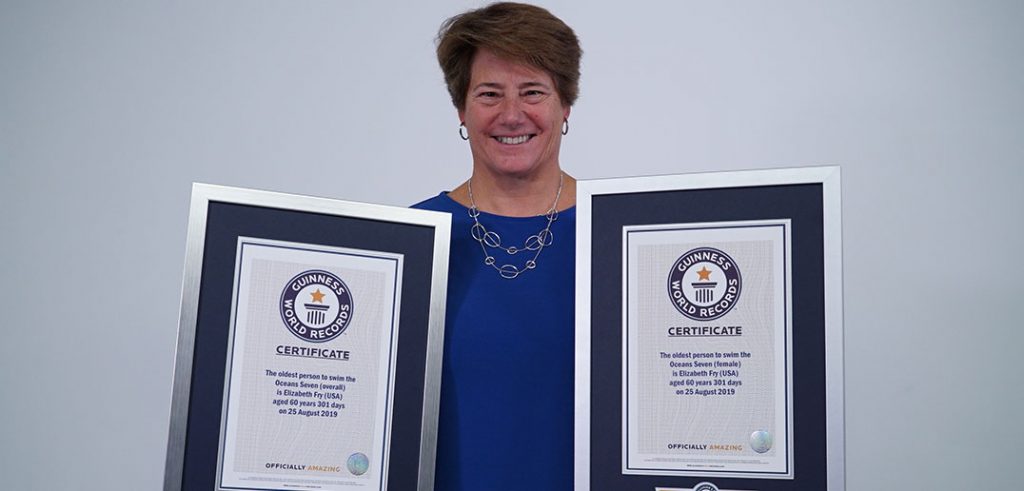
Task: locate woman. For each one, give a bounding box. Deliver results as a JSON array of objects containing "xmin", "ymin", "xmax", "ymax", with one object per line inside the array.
[{"xmin": 413, "ymin": 3, "xmax": 581, "ymax": 490}]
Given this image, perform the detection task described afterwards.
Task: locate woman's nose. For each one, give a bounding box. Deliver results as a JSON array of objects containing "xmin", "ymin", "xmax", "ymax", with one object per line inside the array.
[{"xmin": 498, "ymin": 98, "xmax": 526, "ymax": 125}]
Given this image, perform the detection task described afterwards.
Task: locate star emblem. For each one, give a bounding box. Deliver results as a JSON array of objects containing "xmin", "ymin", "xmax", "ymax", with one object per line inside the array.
[
  {"xmin": 696, "ymin": 266, "xmax": 712, "ymax": 281},
  {"xmin": 310, "ymin": 289, "xmax": 326, "ymax": 303}
]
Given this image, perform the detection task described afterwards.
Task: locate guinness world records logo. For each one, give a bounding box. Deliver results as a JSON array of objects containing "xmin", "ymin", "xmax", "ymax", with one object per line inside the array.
[
  {"xmin": 280, "ymin": 269, "xmax": 353, "ymax": 342},
  {"xmin": 667, "ymin": 247, "xmax": 742, "ymax": 321}
]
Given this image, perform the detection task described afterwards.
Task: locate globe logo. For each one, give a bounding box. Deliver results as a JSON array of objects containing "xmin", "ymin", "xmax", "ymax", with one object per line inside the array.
[
  {"xmin": 750, "ymin": 430, "xmax": 773, "ymax": 454},
  {"xmin": 347, "ymin": 452, "xmax": 369, "ymax": 476}
]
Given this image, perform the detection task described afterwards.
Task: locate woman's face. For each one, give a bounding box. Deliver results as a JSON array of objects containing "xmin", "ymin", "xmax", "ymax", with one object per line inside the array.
[{"xmin": 459, "ymin": 49, "xmax": 570, "ymax": 180}]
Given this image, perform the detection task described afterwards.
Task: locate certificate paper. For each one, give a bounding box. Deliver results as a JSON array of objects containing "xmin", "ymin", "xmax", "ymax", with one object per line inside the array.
[
  {"xmin": 217, "ymin": 237, "xmax": 403, "ymax": 491},
  {"xmin": 623, "ymin": 220, "xmax": 793, "ymax": 478}
]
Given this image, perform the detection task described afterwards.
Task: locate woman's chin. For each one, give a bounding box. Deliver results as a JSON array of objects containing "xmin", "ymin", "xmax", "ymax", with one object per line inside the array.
[{"xmin": 478, "ymin": 159, "xmax": 557, "ymax": 180}]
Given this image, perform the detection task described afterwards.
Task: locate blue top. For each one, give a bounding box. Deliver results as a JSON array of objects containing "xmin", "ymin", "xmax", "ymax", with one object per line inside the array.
[{"xmin": 413, "ymin": 192, "xmax": 575, "ymax": 491}]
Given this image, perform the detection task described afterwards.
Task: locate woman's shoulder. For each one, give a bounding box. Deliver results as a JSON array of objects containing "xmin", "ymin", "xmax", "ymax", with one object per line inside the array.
[{"xmin": 411, "ymin": 192, "xmax": 461, "ymax": 212}]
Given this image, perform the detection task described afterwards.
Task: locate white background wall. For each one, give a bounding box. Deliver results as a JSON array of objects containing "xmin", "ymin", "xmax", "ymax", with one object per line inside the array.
[{"xmin": 1, "ymin": 1, "xmax": 1021, "ymax": 489}]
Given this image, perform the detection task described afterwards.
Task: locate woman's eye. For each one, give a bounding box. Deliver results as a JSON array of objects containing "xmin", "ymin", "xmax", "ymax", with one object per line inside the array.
[{"xmin": 523, "ymin": 90, "xmax": 547, "ymax": 101}]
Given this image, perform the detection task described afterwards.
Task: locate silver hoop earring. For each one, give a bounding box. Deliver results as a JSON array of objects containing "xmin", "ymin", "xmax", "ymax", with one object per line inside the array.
[
  {"xmin": 459, "ymin": 123, "xmax": 469, "ymax": 141},
  {"xmin": 561, "ymin": 119, "xmax": 569, "ymax": 136}
]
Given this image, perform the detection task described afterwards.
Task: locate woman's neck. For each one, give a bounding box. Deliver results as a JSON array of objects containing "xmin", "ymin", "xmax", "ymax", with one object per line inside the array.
[{"xmin": 449, "ymin": 167, "xmax": 576, "ymax": 217}]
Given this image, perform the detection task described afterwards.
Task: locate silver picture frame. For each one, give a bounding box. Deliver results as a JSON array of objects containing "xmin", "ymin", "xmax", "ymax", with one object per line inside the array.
[
  {"xmin": 575, "ymin": 166, "xmax": 844, "ymax": 491},
  {"xmin": 164, "ymin": 183, "xmax": 451, "ymax": 491}
]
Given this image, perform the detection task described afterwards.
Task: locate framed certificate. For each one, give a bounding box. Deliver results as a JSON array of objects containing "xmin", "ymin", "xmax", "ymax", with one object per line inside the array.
[
  {"xmin": 164, "ymin": 184, "xmax": 451, "ymax": 491},
  {"xmin": 575, "ymin": 167, "xmax": 844, "ymax": 491}
]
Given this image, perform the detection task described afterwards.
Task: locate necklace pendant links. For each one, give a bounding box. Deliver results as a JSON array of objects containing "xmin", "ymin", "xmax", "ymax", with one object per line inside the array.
[{"xmin": 467, "ymin": 172, "xmax": 565, "ymax": 279}]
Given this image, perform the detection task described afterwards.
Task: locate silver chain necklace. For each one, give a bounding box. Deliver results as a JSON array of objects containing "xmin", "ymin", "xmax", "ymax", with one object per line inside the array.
[{"xmin": 467, "ymin": 173, "xmax": 564, "ymax": 279}]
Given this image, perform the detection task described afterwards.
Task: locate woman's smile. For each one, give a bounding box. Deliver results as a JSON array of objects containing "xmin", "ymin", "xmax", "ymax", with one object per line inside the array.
[{"xmin": 494, "ymin": 134, "xmax": 534, "ymax": 145}]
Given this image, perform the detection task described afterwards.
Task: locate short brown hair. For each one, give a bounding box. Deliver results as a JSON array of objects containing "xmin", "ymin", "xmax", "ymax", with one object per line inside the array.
[{"xmin": 436, "ymin": 2, "xmax": 582, "ymax": 110}]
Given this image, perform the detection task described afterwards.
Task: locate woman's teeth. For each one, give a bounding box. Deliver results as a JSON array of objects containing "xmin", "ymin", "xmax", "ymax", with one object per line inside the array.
[{"xmin": 496, "ymin": 135, "xmax": 531, "ymax": 145}]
